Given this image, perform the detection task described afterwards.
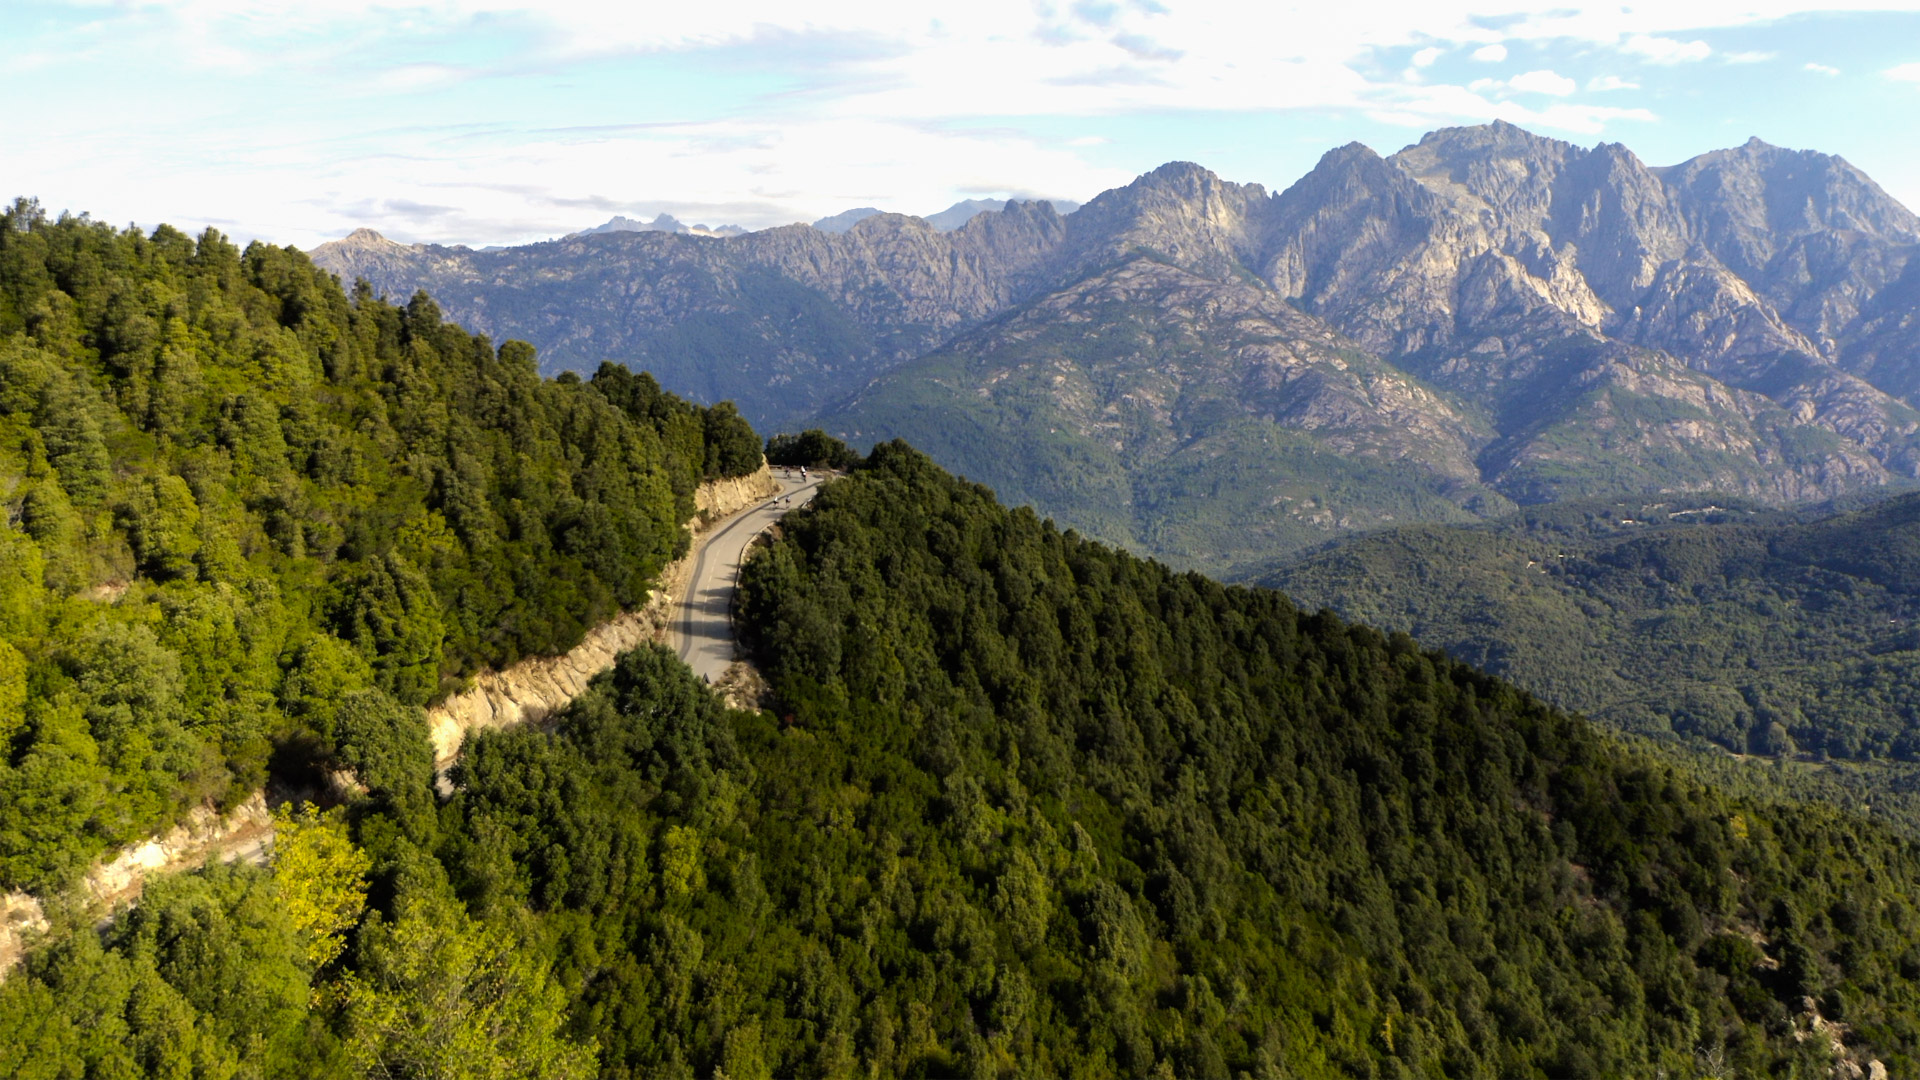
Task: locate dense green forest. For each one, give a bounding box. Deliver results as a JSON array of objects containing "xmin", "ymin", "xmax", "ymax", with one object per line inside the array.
[
  {"xmin": 1257, "ymin": 494, "xmax": 1920, "ymax": 763},
  {"xmin": 14, "ymin": 443, "xmax": 1920, "ymax": 1077},
  {"xmin": 765, "ymin": 429, "xmax": 863, "ymax": 471},
  {"xmin": 0, "ymin": 201, "xmax": 758, "ymax": 890}
]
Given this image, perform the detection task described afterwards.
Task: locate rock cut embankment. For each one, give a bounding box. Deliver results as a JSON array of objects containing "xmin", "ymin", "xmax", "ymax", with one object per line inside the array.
[{"xmin": 424, "ymin": 463, "xmax": 777, "ymax": 769}]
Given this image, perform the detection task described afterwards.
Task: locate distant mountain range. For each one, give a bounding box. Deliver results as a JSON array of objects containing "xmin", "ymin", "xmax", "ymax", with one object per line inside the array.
[
  {"xmin": 567, "ymin": 213, "xmax": 747, "ymax": 239},
  {"xmin": 812, "ymin": 197, "xmax": 1084, "ymax": 233},
  {"xmin": 553, "ymin": 197, "xmax": 1088, "ymax": 242},
  {"xmin": 311, "ymin": 122, "xmax": 1920, "ymax": 570}
]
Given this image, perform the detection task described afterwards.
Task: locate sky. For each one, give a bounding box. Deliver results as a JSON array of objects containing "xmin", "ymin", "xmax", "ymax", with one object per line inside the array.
[{"xmin": 7, "ymin": 0, "xmax": 1920, "ymax": 249}]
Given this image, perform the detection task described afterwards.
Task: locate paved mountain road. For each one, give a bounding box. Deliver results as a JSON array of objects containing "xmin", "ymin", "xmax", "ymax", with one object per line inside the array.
[{"xmin": 675, "ymin": 473, "xmax": 821, "ymax": 683}]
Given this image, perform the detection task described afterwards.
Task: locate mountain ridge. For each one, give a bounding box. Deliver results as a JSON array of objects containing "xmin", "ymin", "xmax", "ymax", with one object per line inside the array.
[{"xmin": 312, "ymin": 124, "xmax": 1920, "ymax": 565}]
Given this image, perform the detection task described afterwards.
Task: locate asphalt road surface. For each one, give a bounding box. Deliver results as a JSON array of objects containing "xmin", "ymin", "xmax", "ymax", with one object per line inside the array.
[{"xmin": 674, "ymin": 472, "xmax": 822, "ymax": 683}]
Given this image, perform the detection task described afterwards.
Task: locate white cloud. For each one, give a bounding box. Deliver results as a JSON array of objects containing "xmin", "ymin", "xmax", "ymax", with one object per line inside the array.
[
  {"xmin": 1805, "ymin": 62, "xmax": 1840, "ymax": 76},
  {"xmin": 17, "ymin": 0, "xmax": 1920, "ymax": 246},
  {"xmin": 18, "ymin": 113, "xmax": 1131, "ymax": 248},
  {"xmin": 1509, "ymin": 69, "xmax": 1576, "ymax": 95},
  {"xmin": 1527, "ymin": 103, "xmax": 1659, "ymax": 134},
  {"xmin": 1622, "ymin": 34, "xmax": 1713, "ymax": 64},
  {"xmin": 1367, "ymin": 76, "xmax": 1656, "ymax": 136},
  {"xmin": 373, "ymin": 63, "xmax": 469, "ymax": 91},
  {"xmin": 1468, "ymin": 69, "xmax": 1580, "ymax": 99},
  {"xmin": 1722, "ymin": 50, "xmax": 1776, "ymax": 63},
  {"xmin": 1888, "ymin": 62, "xmax": 1920, "ymax": 83}
]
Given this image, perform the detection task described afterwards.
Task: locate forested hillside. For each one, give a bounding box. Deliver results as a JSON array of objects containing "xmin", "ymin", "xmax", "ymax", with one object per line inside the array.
[
  {"xmin": 0, "ymin": 200, "xmax": 759, "ymax": 890},
  {"xmin": 11, "ymin": 198, "xmax": 1920, "ymax": 1076},
  {"xmin": 14, "ymin": 443, "xmax": 1919, "ymax": 1077},
  {"xmin": 1259, "ymin": 494, "xmax": 1920, "ymax": 763}
]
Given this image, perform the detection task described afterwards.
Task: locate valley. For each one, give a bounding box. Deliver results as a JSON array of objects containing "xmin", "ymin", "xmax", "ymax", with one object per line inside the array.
[{"xmin": 1258, "ymin": 490, "xmax": 1920, "ymax": 776}]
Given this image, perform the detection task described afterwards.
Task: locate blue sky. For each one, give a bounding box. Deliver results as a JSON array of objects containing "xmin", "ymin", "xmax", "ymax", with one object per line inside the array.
[{"xmin": 7, "ymin": 1, "xmax": 1920, "ymax": 248}]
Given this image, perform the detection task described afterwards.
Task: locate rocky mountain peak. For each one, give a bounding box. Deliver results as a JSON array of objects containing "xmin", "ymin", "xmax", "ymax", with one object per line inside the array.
[
  {"xmin": 1650, "ymin": 137, "xmax": 1920, "ymax": 347},
  {"xmin": 812, "ymin": 207, "xmax": 883, "ymax": 233},
  {"xmin": 308, "ymin": 121, "xmax": 1920, "ymax": 511},
  {"xmin": 1662, "ymin": 139, "xmax": 1920, "ymax": 251},
  {"xmin": 309, "ymin": 227, "xmax": 427, "ymax": 279},
  {"xmin": 1137, "ymin": 159, "xmax": 1226, "ymax": 186},
  {"xmin": 1393, "ymin": 123, "xmax": 1579, "ymax": 226},
  {"xmin": 1064, "ymin": 160, "xmax": 1270, "ymax": 280},
  {"xmin": 1407, "ymin": 119, "xmax": 1572, "ymax": 159}
]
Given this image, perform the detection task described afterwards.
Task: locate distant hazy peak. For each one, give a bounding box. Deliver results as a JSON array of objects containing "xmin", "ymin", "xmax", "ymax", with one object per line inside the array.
[
  {"xmin": 924, "ymin": 198, "xmax": 1006, "ymax": 231},
  {"xmin": 812, "ymin": 207, "xmax": 883, "ymax": 233},
  {"xmin": 308, "ymin": 227, "xmax": 421, "ymax": 264},
  {"xmin": 321, "ymin": 227, "xmax": 419, "ymax": 251},
  {"xmin": 570, "ymin": 213, "xmax": 746, "ymax": 239},
  {"xmin": 814, "ymin": 197, "xmax": 1084, "ymax": 235}
]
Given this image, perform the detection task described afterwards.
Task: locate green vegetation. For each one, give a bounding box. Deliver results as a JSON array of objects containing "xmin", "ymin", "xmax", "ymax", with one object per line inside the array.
[
  {"xmin": 0, "ymin": 805, "xmax": 593, "ymax": 1079},
  {"xmin": 8, "ymin": 441, "xmax": 1920, "ymax": 1076},
  {"xmin": 0, "ymin": 201, "xmax": 758, "ymax": 891},
  {"xmin": 728, "ymin": 443, "xmax": 1920, "ymax": 1076},
  {"xmin": 8, "ymin": 193, "xmax": 1920, "ymax": 1076},
  {"xmin": 586, "ymin": 362, "xmax": 763, "ymax": 487},
  {"xmin": 765, "ymin": 429, "xmax": 862, "ymax": 471},
  {"xmin": 1259, "ymin": 493, "xmax": 1920, "ymax": 763}
]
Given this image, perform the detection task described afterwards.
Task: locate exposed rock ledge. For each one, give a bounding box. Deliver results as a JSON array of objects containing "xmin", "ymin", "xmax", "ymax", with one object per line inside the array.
[
  {"xmin": 0, "ymin": 794, "xmax": 272, "ymax": 976},
  {"xmin": 695, "ymin": 467, "xmax": 780, "ymax": 520},
  {"xmin": 0, "ymin": 464, "xmax": 778, "ymax": 978},
  {"xmin": 426, "ymin": 608, "xmax": 657, "ymax": 769}
]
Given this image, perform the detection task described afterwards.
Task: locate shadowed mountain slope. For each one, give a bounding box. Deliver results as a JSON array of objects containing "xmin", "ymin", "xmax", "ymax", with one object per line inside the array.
[{"xmin": 1258, "ymin": 491, "xmax": 1920, "ymax": 765}]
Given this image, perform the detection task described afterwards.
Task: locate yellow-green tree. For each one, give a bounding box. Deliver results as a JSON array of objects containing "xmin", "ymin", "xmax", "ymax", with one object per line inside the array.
[
  {"xmin": 336, "ymin": 867, "xmax": 595, "ymax": 1080},
  {"xmin": 271, "ymin": 802, "xmax": 370, "ymax": 970}
]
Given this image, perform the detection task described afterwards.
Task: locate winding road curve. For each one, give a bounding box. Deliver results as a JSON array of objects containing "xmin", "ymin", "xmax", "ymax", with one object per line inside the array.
[{"xmin": 674, "ymin": 472, "xmax": 822, "ymax": 683}]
